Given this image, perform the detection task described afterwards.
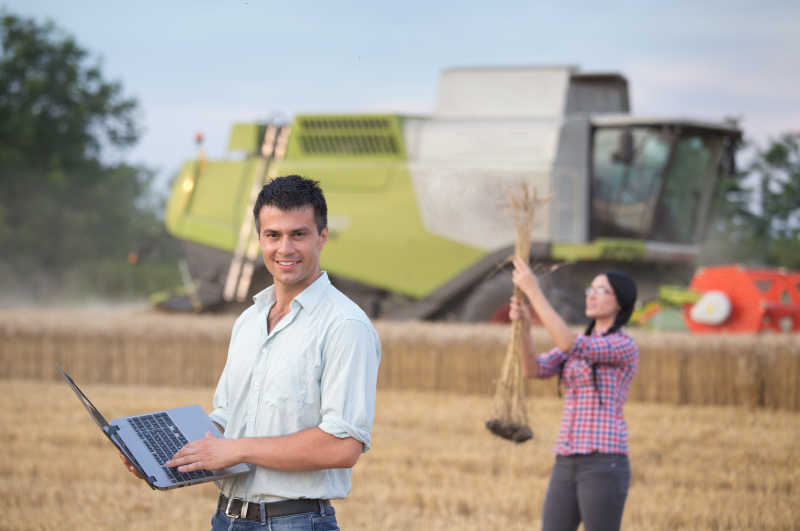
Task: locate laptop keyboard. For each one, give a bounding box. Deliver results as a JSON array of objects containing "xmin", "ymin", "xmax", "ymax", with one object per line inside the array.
[{"xmin": 128, "ymin": 412, "xmax": 213, "ymax": 483}]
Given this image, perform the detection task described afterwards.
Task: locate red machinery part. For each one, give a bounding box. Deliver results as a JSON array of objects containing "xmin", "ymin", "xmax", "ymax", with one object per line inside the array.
[{"xmin": 684, "ymin": 265, "xmax": 800, "ymax": 333}]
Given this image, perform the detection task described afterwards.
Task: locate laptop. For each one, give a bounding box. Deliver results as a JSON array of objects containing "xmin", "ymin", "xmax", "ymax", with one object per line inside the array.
[{"xmin": 57, "ymin": 364, "xmax": 250, "ymax": 490}]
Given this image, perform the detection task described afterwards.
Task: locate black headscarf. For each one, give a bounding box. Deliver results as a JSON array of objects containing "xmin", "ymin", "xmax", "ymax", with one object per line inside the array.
[{"xmin": 584, "ymin": 270, "xmax": 637, "ymax": 336}]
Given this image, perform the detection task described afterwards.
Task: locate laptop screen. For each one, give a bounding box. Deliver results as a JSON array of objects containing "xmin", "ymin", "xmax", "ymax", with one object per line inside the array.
[{"xmin": 56, "ymin": 365, "xmax": 111, "ymax": 430}]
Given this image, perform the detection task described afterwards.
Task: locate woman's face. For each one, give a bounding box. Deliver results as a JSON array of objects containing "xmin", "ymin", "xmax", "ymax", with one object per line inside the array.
[{"xmin": 585, "ymin": 274, "xmax": 621, "ymax": 321}]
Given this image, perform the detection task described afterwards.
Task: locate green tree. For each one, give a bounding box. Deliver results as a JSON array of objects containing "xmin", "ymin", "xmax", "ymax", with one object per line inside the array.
[
  {"xmin": 750, "ymin": 133, "xmax": 800, "ymax": 269},
  {"xmin": 0, "ymin": 13, "xmax": 177, "ymax": 299},
  {"xmin": 703, "ymin": 133, "xmax": 800, "ymax": 270}
]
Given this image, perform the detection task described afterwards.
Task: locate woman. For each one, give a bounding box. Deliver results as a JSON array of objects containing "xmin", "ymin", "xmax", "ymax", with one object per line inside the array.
[{"xmin": 510, "ymin": 256, "xmax": 638, "ymax": 531}]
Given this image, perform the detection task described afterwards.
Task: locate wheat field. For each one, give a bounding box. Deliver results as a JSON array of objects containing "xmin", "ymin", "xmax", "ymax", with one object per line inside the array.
[
  {"xmin": 2, "ymin": 308, "xmax": 798, "ymax": 411},
  {"xmin": 1, "ymin": 379, "xmax": 797, "ymax": 530}
]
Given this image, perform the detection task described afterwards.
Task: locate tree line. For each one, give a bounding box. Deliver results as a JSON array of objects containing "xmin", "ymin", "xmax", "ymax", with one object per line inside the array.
[
  {"xmin": 702, "ymin": 133, "xmax": 800, "ymax": 270},
  {"xmin": 0, "ymin": 12, "xmax": 178, "ymax": 302}
]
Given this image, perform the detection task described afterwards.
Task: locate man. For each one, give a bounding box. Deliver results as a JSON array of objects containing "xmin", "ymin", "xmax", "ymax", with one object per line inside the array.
[{"xmin": 125, "ymin": 175, "xmax": 381, "ymax": 530}]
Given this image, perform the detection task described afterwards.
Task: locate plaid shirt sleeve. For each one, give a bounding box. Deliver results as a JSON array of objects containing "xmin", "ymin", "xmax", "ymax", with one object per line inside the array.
[
  {"xmin": 535, "ymin": 332, "xmax": 636, "ymax": 377},
  {"xmin": 536, "ymin": 347, "xmax": 569, "ymax": 378},
  {"xmin": 569, "ymin": 333, "xmax": 638, "ymax": 367}
]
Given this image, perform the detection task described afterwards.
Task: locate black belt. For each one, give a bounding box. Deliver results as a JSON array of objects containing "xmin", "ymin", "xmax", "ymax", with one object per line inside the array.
[{"xmin": 218, "ymin": 494, "xmax": 330, "ymax": 521}]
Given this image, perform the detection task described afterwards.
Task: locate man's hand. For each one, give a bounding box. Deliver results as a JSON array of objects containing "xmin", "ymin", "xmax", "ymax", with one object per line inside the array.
[
  {"xmin": 117, "ymin": 450, "xmax": 144, "ymax": 479},
  {"xmin": 165, "ymin": 432, "xmax": 240, "ymax": 473}
]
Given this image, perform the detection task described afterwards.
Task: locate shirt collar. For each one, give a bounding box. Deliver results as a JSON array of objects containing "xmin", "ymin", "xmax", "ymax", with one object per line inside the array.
[{"xmin": 252, "ymin": 271, "xmax": 330, "ymax": 314}]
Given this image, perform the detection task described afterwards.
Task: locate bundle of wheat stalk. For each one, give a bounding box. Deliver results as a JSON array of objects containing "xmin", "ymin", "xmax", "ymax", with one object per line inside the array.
[{"xmin": 486, "ymin": 184, "xmax": 549, "ymax": 443}]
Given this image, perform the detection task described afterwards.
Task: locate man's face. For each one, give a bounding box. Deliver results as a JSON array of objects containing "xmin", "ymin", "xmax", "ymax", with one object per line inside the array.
[{"xmin": 258, "ymin": 205, "xmax": 328, "ymax": 296}]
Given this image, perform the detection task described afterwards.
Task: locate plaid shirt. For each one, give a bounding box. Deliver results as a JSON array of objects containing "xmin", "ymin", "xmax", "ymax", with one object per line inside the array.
[{"xmin": 537, "ymin": 331, "xmax": 638, "ymax": 456}]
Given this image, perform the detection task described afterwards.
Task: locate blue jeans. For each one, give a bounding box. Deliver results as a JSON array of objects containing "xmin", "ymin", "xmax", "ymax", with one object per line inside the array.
[
  {"xmin": 541, "ymin": 453, "xmax": 630, "ymax": 531},
  {"xmin": 210, "ymin": 504, "xmax": 338, "ymax": 531}
]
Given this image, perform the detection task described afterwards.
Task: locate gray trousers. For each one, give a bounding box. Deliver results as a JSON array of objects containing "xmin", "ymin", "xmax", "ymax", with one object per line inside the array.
[{"xmin": 541, "ymin": 453, "xmax": 630, "ymax": 531}]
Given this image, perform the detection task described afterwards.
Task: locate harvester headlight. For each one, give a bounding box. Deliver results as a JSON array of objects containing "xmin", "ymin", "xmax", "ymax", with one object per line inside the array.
[{"xmin": 182, "ymin": 178, "xmax": 194, "ymax": 193}]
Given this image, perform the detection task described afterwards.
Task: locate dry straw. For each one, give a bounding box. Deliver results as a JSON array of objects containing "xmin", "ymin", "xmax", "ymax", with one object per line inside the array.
[
  {"xmin": 1, "ymin": 311, "xmax": 799, "ymax": 411},
  {"xmin": 486, "ymin": 184, "xmax": 550, "ymax": 443}
]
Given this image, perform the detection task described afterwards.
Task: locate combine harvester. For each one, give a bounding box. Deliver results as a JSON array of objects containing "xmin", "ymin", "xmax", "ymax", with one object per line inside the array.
[{"xmin": 159, "ymin": 65, "xmax": 744, "ymax": 324}]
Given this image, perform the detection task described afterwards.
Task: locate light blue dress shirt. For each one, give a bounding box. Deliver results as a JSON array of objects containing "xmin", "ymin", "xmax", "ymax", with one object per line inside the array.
[{"xmin": 209, "ymin": 272, "xmax": 381, "ymax": 502}]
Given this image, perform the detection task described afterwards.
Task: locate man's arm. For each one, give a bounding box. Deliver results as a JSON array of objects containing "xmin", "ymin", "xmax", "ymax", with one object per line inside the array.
[
  {"xmin": 117, "ymin": 421, "xmax": 229, "ymax": 480},
  {"xmin": 165, "ymin": 427, "xmax": 363, "ymax": 473},
  {"xmin": 169, "ymin": 315, "xmax": 379, "ymax": 475},
  {"xmin": 169, "ymin": 318, "xmax": 379, "ymax": 474}
]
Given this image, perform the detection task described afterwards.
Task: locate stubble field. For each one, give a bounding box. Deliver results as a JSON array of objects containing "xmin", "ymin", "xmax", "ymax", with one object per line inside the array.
[{"xmin": 1, "ymin": 379, "xmax": 798, "ymax": 530}]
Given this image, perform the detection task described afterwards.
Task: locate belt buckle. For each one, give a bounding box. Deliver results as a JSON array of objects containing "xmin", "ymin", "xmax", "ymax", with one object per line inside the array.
[{"xmin": 225, "ymin": 497, "xmax": 249, "ymax": 519}]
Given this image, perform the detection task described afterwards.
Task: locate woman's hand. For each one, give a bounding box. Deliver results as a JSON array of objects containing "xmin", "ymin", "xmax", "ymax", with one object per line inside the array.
[
  {"xmin": 511, "ymin": 256, "xmax": 540, "ymax": 297},
  {"xmin": 509, "ymin": 295, "xmax": 532, "ymax": 325},
  {"xmin": 512, "ymin": 255, "xmax": 577, "ymax": 353}
]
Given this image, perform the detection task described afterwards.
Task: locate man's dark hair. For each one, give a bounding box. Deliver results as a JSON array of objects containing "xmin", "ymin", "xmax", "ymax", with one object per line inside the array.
[{"xmin": 253, "ymin": 175, "xmax": 327, "ymax": 233}]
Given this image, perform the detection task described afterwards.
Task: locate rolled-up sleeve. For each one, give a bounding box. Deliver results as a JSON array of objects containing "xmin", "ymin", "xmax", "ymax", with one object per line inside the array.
[{"xmin": 317, "ymin": 319, "xmax": 381, "ymax": 452}]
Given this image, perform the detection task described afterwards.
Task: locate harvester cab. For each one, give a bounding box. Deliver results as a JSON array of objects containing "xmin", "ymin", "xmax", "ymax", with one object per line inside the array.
[{"xmin": 160, "ymin": 66, "xmax": 742, "ymax": 322}]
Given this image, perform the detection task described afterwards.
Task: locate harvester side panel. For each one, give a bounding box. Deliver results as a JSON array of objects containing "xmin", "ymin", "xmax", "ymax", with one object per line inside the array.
[
  {"xmin": 406, "ymin": 119, "xmax": 558, "ymax": 251},
  {"xmin": 275, "ymin": 159, "xmax": 485, "ymax": 300},
  {"xmin": 165, "ymin": 159, "xmax": 259, "ymax": 252},
  {"xmin": 280, "ymin": 114, "xmax": 486, "ymax": 300}
]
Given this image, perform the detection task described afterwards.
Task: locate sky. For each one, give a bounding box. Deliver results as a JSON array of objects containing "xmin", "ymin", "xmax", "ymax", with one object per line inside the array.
[{"xmin": 4, "ymin": 1, "xmax": 800, "ymax": 193}]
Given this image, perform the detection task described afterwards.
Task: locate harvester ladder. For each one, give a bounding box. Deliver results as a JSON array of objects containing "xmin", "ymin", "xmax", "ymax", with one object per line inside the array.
[{"xmin": 222, "ymin": 124, "xmax": 291, "ymax": 302}]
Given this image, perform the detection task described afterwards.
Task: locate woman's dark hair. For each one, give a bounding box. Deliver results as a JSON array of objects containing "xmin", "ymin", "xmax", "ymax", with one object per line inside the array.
[{"xmin": 583, "ymin": 270, "xmax": 638, "ymax": 336}]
